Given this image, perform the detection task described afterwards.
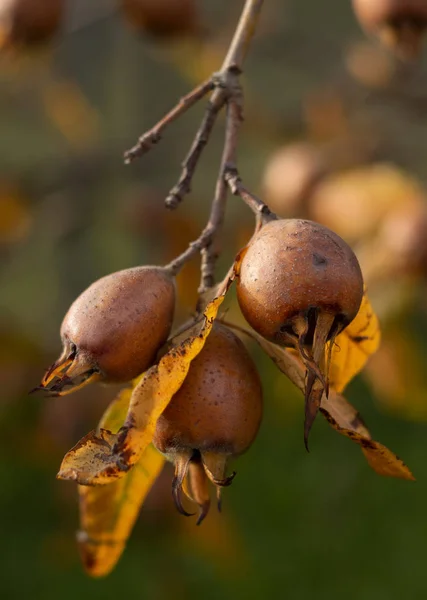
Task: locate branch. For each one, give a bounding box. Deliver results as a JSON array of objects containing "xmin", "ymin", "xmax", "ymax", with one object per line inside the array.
[
  {"xmin": 199, "ymin": 102, "xmax": 237, "ymax": 292},
  {"xmin": 165, "ymin": 90, "xmax": 224, "ymax": 209},
  {"xmin": 165, "ymin": 0, "xmax": 264, "ymax": 211},
  {"xmin": 124, "ymin": 78, "xmax": 215, "ymax": 164},
  {"xmin": 224, "ymin": 162, "xmax": 277, "ymax": 225},
  {"xmin": 129, "ymin": 0, "xmax": 266, "ymax": 290}
]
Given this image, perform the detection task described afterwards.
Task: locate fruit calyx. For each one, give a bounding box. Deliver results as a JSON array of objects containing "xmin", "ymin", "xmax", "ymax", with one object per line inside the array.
[
  {"xmin": 172, "ymin": 449, "xmax": 236, "ymax": 526},
  {"xmin": 32, "ymin": 339, "xmax": 100, "ymax": 397}
]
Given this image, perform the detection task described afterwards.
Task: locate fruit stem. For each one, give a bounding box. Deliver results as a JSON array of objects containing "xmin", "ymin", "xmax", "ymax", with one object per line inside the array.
[{"xmin": 224, "ymin": 156, "xmax": 277, "ymax": 224}]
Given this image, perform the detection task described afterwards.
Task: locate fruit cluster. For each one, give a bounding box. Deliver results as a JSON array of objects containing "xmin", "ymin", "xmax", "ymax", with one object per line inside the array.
[
  {"xmin": 37, "ymin": 212, "xmax": 364, "ymax": 520},
  {"xmin": 26, "ymin": 0, "xmax": 421, "ymax": 579}
]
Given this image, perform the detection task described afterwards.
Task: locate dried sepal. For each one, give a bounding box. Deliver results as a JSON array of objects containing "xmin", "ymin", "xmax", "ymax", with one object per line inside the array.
[
  {"xmin": 172, "ymin": 451, "xmax": 237, "ymax": 526},
  {"xmin": 183, "ymin": 459, "xmax": 211, "ymax": 525},
  {"xmin": 172, "ymin": 451, "xmax": 195, "ymax": 518}
]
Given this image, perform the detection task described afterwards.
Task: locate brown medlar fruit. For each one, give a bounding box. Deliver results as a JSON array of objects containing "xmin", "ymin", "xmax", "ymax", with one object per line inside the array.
[
  {"xmin": 37, "ymin": 266, "xmax": 175, "ymax": 395},
  {"xmin": 0, "ymin": 0, "xmax": 63, "ymax": 48},
  {"xmin": 261, "ymin": 143, "xmax": 327, "ymax": 218},
  {"xmin": 236, "ymin": 218, "xmax": 363, "ymax": 444},
  {"xmin": 153, "ymin": 323, "xmax": 263, "ymax": 525},
  {"xmin": 121, "ymin": 0, "xmax": 198, "ymax": 39},
  {"xmin": 352, "ymin": 0, "xmax": 427, "ymax": 58}
]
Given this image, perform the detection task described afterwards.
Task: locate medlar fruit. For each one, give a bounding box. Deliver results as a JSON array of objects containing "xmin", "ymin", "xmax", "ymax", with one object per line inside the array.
[
  {"xmin": 37, "ymin": 266, "xmax": 175, "ymax": 395},
  {"xmin": 236, "ymin": 218, "xmax": 364, "ymax": 444},
  {"xmin": 153, "ymin": 323, "xmax": 263, "ymax": 524}
]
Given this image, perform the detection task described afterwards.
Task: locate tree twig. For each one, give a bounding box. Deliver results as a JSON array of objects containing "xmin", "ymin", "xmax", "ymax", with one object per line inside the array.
[
  {"xmin": 198, "ymin": 96, "xmax": 244, "ymax": 291},
  {"xmin": 165, "ymin": 92, "xmax": 224, "ymax": 209},
  {"xmin": 223, "ymin": 101, "xmax": 276, "ymax": 226},
  {"xmin": 124, "ymin": 77, "xmax": 215, "ymax": 163},
  {"xmin": 224, "ymin": 159, "xmax": 276, "ymax": 224},
  {"xmin": 134, "ymin": 0, "xmax": 266, "ymax": 289}
]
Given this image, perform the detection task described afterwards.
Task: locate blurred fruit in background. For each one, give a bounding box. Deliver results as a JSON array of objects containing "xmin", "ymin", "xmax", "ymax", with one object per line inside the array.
[
  {"xmin": 121, "ymin": 0, "xmax": 199, "ymax": 39},
  {"xmin": 358, "ymin": 200, "xmax": 427, "ymax": 283},
  {"xmin": 345, "ymin": 40, "xmax": 397, "ymax": 89},
  {"xmin": 0, "ymin": 0, "xmax": 64, "ymax": 49},
  {"xmin": 309, "ymin": 163, "xmax": 424, "ymax": 245},
  {"xmin": 352, "ymin": 0, "xmax": 427, "ymax": 59},
  {"xmin": 261, "ymin": 142, "xmax": 326, "ymax": 218}
]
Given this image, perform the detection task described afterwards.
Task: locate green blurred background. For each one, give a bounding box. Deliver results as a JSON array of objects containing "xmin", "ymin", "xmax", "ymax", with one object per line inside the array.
[{"xmin": 2, "ymin": 0, "xmax": 427, "ymax": 598}]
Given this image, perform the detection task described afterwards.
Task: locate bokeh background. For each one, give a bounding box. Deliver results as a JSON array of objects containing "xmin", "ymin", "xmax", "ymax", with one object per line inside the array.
[{"xmin": 2, "ymin": 0, "xmax": 427, "ymax": 598}]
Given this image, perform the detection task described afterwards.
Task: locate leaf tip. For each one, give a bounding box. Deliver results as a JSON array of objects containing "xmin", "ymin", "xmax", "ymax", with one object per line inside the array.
[{"xmin": 57, "ymin": 467, "xmax": 78, "ymax": 482}]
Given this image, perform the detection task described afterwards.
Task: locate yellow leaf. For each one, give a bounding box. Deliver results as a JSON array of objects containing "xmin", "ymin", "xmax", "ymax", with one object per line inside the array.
[
  {"xmin": 76, "ymin": 387, "xmax": 165, "ymax": 578},
  {"xmin": 58, "ymin": 272, "xmax": 235, "ymax": 486},
  {"xmin": 228, "ymin": 323, "xmax": 414, "ymax": 481},
  {"xmin": 328, "ymin": 290, "xmax": 381, "ymax": 393}
]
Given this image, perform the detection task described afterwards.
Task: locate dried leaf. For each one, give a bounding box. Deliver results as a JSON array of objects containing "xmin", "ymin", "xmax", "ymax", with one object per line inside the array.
[
  {"xmin": 321, "ymin": 392, "xmax": 370, "ymax": 439},
  {"xmin": 77, "ymin": 387, "xmax": 165, "ymax": 577},
  {"xmin": 320, "ymin": 405, "xmax": 414, "ymax": 481},
  {"xmin": 58, "ymin": 272, "xmax": 235, "ymax": 485},
  {"xmin": 228, "ymin": 323, "xmax": 414, "ymax": 481},
  {"xmin": 328, "ymin": 290, "xmax": 381, "ymax": 393}
]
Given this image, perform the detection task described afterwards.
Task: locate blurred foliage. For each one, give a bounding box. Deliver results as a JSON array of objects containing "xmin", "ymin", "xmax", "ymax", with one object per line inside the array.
[{"xmin": 3, "ymin": 0, "xmax": 427, "ymax": 599}]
